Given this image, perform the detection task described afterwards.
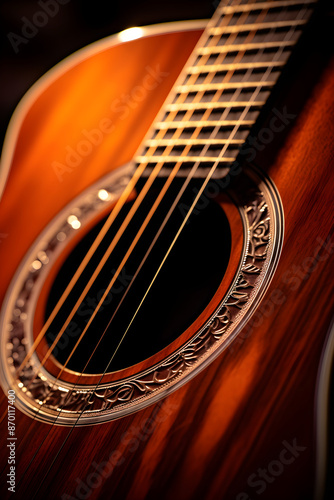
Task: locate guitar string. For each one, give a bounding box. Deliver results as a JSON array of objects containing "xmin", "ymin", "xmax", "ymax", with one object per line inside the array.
[
  {"xmin": 12, "ymin": 0, "xmax": 310, "ymax": 486},
  {"xmin": 26, "ymin": 12, "xmax": 316, "ymax": 500},
  {"xmin": 0, "ymin": 159, "xmax": 177, "ymax": 422},
  {"xmin": 0, "ymin": 169, "xmax": 146, "ymax": 412},
  {"xmin": 31, "ymin": 33, "xmax": 301, "ymax": 500},
  {"xmin": 10, "ymin": 2, "xmax": 226, "ymax": 382},
  {"xmin": 0, "ymin": 0, "xmax": 314, "ymax": 415},
  {"xmin": 12, "ymin": 0, "xmax": 298, "ymax": 394},
  {"xmin": 1, "ymin": 0, "xmax": 304, "ymax": 407},
  {"xmin": 45, "ymin": 1, "xmax": 272, "ymax": 376},
  {"xmin": 8, "ymin": 0, "xmax": 260, "ymax": 483},
  {"xmin": 4, "ymin": 0, "xmax": 241, "ymax": 402},
  {"xmin": 13, "ymin": 162, "xmax": 173, "ymax": 373},
  {"xmin": 7, "ymin": 6, "xmax": 312, "ymax": 492},
  {"xmin": 4, "ymin": 0, "xmax": 314, "ymax": 492},
  {"xmin": 0, "ymin": 95, "xmax": 198, "ymax": 418},
  {"xmin": 15, "ymin": 0, "xmax": 259, "ymax": 398},
  {"xmin": 12, "ymin": 165, "xmax": 144, "ymax": 376},
  {"xmin": 1, "ymin": 0, "xmax": 241, "ymax": 461},
  {"xmin": 21, "ymin": 3, "xmax": 312, "ymax": 496},
  {"xmin": 90, "ymin": 3, "xmax": 311, "ymax": 390},
  {"xmin": 45, "ymin": 0, "xmax": 303, "ymax": 381},
  {"xmin": 76, "ymin": 0, "xmax": 312, "ymax": 432}
]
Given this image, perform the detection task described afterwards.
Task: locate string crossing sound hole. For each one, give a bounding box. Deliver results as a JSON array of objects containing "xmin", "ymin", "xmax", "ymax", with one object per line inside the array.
[{"xmin": 45, "ymin": 182, "xmax": 231, "ymax": 374}]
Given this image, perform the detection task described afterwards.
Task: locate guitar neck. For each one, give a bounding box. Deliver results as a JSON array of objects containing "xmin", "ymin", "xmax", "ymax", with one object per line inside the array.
[{"xmin": 136, "ymin": 0, "xmax": 316, "ymax": 179}]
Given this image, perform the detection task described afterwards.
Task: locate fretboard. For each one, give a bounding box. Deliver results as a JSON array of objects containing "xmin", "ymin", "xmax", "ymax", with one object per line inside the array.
[{"xmin": 136, "ymin": 0, "xmax": 316, "ymax": 178}]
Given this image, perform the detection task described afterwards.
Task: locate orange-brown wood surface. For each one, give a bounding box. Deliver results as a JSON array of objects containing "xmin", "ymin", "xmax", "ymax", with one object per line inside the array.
[{"xmin": 0, "ymin": 21, "xmax": 333, "ymax": 500}]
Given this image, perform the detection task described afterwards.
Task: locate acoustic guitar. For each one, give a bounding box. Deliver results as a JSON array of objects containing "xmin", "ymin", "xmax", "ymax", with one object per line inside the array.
[{"xmin": 0, "ymin": 0, "xmax": 333, "ymax": 499}]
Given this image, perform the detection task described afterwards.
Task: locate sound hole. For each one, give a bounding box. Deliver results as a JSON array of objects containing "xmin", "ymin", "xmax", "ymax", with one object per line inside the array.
[{"xmin": 45, "ymin": 182, "xmax": 231, "ymax": 373}]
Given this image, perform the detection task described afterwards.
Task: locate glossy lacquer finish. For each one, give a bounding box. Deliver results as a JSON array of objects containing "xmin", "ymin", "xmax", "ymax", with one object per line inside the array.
[{"xmin": 0, "ymin": 20, "xmax": 333, "ymax": 500}]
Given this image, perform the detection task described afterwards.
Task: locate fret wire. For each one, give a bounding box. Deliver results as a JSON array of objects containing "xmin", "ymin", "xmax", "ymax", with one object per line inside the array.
[
  {"xmin": 200, "ymin": 3, "xmax": 312, "ymax": 165},
  {"xmin": 159, "ymin": 4, "xmax": 309, "ymax": 176},
  {"xmin": 114, "ymin": 14, "xmax": 311, "ymax": 427},
  {"xmin": 219, "ymin": 0, "xmax": 316, "ymax": 15},
  {"xmin": 209, "ymin": 19, "xmax": 307, "ymax": 36},
  {"xmin": 155, "ymin": 3, "xmax": 263, "ymax": 145},
  {"xmin": 211, "ymin": 1, "xmax": 314, "ymax": 33},
  {"xmin": 135, "ymin": 1, "xmax": 240, "ymax": 162},
  {"xmin": 158, "ymin": 2, "xmax": 240, "ymax": 130},
  {"xmin": 142, "ymin": 166, "xmax": 231, "ymax": 179},
  {"xmin": 136, "ymin": 156, "xmax": 236, "ymax": 163},
  {"xmin": 158, "ymin": 7, "xmax": 307, "ymax": 145},
  {"xmin": 145, "ymin": 138, "xmax": 245, "ymax": 147},
  {"xmin": 166, "ymin": 3, "xmax": 248, "ymax": 110},
  {"xmin": 166, "ymin": 101, "xmax": 265, "ymax": 111},
  {"xmin": 176, "ymin": 81, "xmax": 276, "ymax": 92},
  {"xmin": 154, "ymin": 120, "xmax": 256, "ymax": 130},
  {"xmin": 197, "ymin": 40, "xmax": 296, "ymax": 55},
  {"xmin": 205, "ymin": 3, "xmax": 312, "ymax": 162},
  {"xmin": 149, "ymin": 2, "xmax": 269, "ymax": 156},
  {"xmin": 187, "ymin": 61, "xmax": 285, "ymax": 74},
  {"xmin": 11, "ymin": 4, "xmax": 317, "ymax": 488},
  {"xmin": 149, "ymin": 92, "xmax": 259, "ymax": 146},
  {"xmin": 136, "ymin": 0, "xmax": 240, "ymax": 165},
  {"xmin": 84, "ymin": 5, "xmax": 315, "ymax": 443},
  {"xmin": 139, "ymin": 1, "xmax": 309, "ymax": 169},
  {"xmin": 58, "ymin": 7, "xmax": 313, "ymax": 465},
  {"xmin": 163, "ymin": 4, "xmax": 272, "ymax": 130}
]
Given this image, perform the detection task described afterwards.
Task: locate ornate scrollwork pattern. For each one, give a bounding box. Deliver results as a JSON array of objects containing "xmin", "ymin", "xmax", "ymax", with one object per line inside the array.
[{"xmin": 0, "ymin": 165, "xmax": 281, "ymax": 424}]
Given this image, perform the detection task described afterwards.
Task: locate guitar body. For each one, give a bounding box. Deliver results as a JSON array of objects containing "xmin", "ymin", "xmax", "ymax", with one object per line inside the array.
[{"xmin": 0, "ymin": 16, "xmax": 333, "ymax": 500}]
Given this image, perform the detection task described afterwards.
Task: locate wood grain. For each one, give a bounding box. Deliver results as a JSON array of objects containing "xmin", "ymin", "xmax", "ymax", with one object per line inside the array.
[{"xmin": 0, "ymin": 18, "xmax": 333, "ymax": 500}]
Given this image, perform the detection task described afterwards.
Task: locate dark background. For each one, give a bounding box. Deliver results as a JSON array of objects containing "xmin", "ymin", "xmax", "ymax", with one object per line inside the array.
[{"xmin": 0, "ymin": 0, "xmax": 214, "ymax": 149}]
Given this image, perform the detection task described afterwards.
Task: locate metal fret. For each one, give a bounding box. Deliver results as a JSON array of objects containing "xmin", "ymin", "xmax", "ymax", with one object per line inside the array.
[
  {"xmin": 155, "ymin": 120, "xmax": 255, "ymax": 130},
  {"xmin": 197, "ymin": 40, "xmax": 296, "ymax": 56},
  {"xmin": 218, "ymin": 0, "xmax": 316, "ymax": 15},
  {"xmin": 166, "ymin": 101, "xmax": 265, "ymax": 112},
  {"xmin": 208, "ymin": 19, "xmax": 307, "ymax": 36},
  {"xmin": 134, "ymin": 1, "xmax": 315, "ymax": 174},
  {"xmin": 187, "ymin": 61, "xmax": 285, "ymax": 75},
  {"xmin": 136, "ymin": 156, "xmax": 236, "ymax": 164},
  {"xmin": 140, "ymin": 166, "xmax": 231, "ymax": 179},
  {"xmin": 144, "ymin": 138, "xmax": 245, "ymax": 147},
  {"xmin": 176, "ymin": 81, "xmax": 276, "ymax": 92}
]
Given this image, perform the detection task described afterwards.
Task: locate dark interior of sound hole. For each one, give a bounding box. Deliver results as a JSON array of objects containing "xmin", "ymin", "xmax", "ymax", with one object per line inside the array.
[{"xmin": 45, "ymin": 182, "xmax": 231, "ymax": 374}]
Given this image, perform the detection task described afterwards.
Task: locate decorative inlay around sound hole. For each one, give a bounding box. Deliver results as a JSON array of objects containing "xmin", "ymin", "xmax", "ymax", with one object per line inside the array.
[
  {"xmin": 44, "ymin": 184, "xmax": 232, "ymax": 374},
  {"xmin": 0, "ymin": 163, "xmax": 283, "ymax": 426}
]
